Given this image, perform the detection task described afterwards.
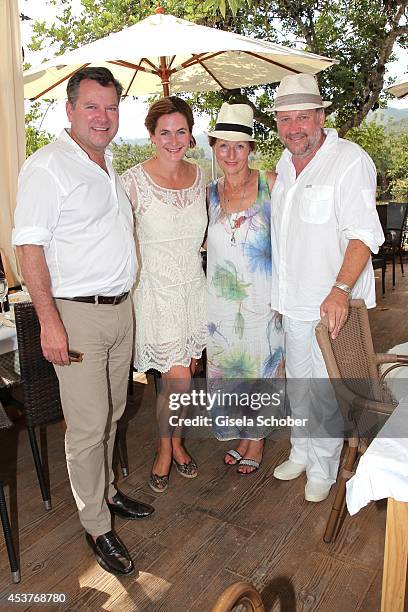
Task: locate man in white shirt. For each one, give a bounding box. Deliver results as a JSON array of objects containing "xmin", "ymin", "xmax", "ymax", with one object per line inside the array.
[
  {"xmin": 269, "ymin": 73, "xmax": 384, "ymax": 502},
  {"xmin": 13, "ymin": 67, "xmax": 154, "ymax": 575}
]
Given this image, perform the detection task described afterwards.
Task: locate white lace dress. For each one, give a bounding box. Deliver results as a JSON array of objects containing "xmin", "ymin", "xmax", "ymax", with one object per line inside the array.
[{"xmin": 121, "ymin": 163, "xmax": 207, "ymax": 372}]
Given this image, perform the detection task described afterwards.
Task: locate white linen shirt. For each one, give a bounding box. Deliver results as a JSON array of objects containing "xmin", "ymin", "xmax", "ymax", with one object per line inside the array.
[
  {"xmin": 271, "ymin": 128, "xmax": 384, "ymax": 321},
  {"xmin": 13, "ymin": 129, "xmax": 137, "ymax": 297}
]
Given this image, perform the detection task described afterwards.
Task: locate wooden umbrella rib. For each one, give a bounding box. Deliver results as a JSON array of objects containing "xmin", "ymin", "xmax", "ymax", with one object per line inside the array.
[
  {"xmin": 168, "ymin": 55, "xmax": 176, "ymax": 70},
  {"xmin": 123, "ymin": 71, "xmax": 138, "ymax": 97},
  {"xmin": 193, "ymin": 57, "xmax": 226, "ymax": 89},
  {"xmin": 243, "ymin": 51, "xmax": 303, "ymax": 74},
  {"xmin": 180, "ymin": 51, "xmax": 224, "ymax": 69},
  {"xmin": 31, "ymin": 63, "xmax": 90, "ymax": 100},
  {"xmin": 141, "ymin": 57, "xmax": 161, "ymax": 72},
  {"xmin": 110, "ymin": 60, "xmax": 147, "ymax": 73}
]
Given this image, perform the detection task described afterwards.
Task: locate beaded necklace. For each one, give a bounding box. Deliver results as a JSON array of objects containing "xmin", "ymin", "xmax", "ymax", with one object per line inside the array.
[{"xmin": 220, "ymin": 169, "xmax": 252, "ymax": 246}]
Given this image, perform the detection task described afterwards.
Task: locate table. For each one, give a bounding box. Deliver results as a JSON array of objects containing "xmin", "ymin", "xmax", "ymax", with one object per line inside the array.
[
  {"xmin": 0, "ymin": 303, "xmax": 20, "ymax": 387},
  {"xmin": 0, "ymin": 325, "xmax": 17, "ymax": 356},
  {"xmin": 346, "ymin": 397, "xmax": 408, "ymax": 612}
]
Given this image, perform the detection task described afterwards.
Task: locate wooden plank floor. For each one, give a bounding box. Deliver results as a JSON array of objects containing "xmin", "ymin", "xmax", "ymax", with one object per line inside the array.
[{"xmin": 0, "ymin": 263, "xmax": 407, "ymax": 611}]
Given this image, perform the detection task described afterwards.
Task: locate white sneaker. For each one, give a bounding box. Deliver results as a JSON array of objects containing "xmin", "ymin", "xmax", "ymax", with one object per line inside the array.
[
  {"xmin": 304, "ymin": 480, "xmax": 332, "ymax": 502},
  {"xmin": 273, "ymin": 460, "xmax": 306, "ymax": 481}
]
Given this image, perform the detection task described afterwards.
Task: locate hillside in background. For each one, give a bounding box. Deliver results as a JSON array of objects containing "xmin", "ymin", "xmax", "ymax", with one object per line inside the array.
[
  {"xmin": 115, "ymin": 134, "xmax": 213, "ymax": 158},
  {"xmin": 368, "ymin": 106, "xmax": 408, "ymax": 132},
  {"xmin": 116, "ymin": 106, "xmax": 408, "ymax": 153}
]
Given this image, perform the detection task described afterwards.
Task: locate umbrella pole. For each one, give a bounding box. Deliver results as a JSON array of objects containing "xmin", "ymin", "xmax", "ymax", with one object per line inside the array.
[{"xmin": 160, "ymin": 56, "xmax": 170, "ymax": 96}]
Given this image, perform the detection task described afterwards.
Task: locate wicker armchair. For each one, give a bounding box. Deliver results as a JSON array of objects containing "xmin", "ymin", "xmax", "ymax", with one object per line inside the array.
[
  {"xmin": 315, "ymin": 299, "xmax": 408, "ymax": 542},
  {"xmin": 381, "ymin": 202, "xmax": 408, "ymax": 287},
  {"xmin": 13, "ymin": 301, "xmax": 129, "ymax": 509},
  {"xmin": 13, "ymin": 302, "xmax": 64, "ymax": 510},
  {"xmin": 0, "ymin": 403, "xmax": 20, "ymax": 583}
]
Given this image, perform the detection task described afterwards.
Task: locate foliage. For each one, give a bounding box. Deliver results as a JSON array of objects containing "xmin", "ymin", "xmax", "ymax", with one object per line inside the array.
[
  {"xmin": 345, "ymin": 120, "xmax": 408, "ymax": 200},
  {"xmin": 111, "ymin": 140, "xmax": 153, "ymax": 174},
  {"xmin": 24, "ymin": 0, "xmax": 408, "ymax": 138},
  {"xmin": 388, "ymin": 132, "xmax": 408, "ymax": 200},
  {"xmin": 24, "ymin": 103, "xmax": 55, "ymax": 157},
  {"xmin": 345, "ymin": 120, "xmax": 393, "ymax": 191},
  {"xmin": 390, "ymin": 176, "xmax": 408, "ymax": 201},
  {"xmin": 254, "ymin": 132, "xmax": 284, "ymax": 171},
  {"xmin": 203, "ymin": 0, "xmax": 252, "ymax": 18},
  {"xmin": 111, "ymin": 139, "xmax": 209, "ymax": 176}
]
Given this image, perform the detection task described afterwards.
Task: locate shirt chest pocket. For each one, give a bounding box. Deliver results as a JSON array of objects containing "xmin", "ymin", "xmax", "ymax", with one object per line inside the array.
[{"xmin": 300, "ymin": 185, "xmax": 334, "ymax": 224}]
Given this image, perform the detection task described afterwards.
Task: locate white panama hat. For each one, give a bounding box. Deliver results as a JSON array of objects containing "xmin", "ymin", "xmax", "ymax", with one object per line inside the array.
[
  {"xmin": 267, "ymin": 73, "xmax": 332, "ymax": 112},
  {"xmin": 208, "ymin": 102, "xmax": 255, "ymax": 142}
]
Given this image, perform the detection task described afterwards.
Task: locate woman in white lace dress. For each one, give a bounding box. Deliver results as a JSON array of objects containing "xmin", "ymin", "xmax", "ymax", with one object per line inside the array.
[{"xmin": 121, "ymin": 97, "xmax": 207, "ymax": 493}]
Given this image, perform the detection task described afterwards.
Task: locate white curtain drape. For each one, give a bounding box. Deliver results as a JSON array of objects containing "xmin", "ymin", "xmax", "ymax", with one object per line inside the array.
[{"xmin": 0, "ymin": 0, "xmax": 25, "ymax": 282}]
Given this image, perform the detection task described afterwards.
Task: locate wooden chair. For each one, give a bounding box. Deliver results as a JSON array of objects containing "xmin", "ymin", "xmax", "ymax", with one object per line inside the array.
[
  {"xmin": 11, "ymin": 301, "xmax": 129, "ymax": 509},
  {"xmin": 381, "ymin": 202, "xmax": 408, "ymax": 287},
  {"xmin": 315, "ymin": 299, "xmax": 408, "ymax": 543},
  {"xmin": 212, "ymin": 582, "xmax": 264, "ymax": 612},
  {"xmin": 371, "ymin": 254, "xmax": 386, "ymax": 296},
  {"xmin": 0, "ymin": 403, "xmax": 20, "ymax": 583}
]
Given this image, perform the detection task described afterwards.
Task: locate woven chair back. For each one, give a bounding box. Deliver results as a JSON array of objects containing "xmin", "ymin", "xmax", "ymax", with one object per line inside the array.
[
  {"xmin": 14, "ymin": 302, "xmax": 63, "ymax": 427},
  {"xmin": 315, "ymin": 299, "xmax": 395, "ymax": 406},
  {"xmin": 387, "ymin": 202, "xmax": 408, "ymax": 233}
]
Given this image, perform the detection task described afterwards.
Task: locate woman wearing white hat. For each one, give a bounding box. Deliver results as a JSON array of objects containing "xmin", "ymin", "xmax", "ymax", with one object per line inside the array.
[{"xmin": 207, "ymin": 103, "xmax": 284, "ymax": 474}]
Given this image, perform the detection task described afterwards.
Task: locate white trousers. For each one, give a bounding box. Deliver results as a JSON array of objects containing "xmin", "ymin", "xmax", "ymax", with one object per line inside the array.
[{"xmin": 284, "ymin": 316, "xmax": 344, "ymax": 485}]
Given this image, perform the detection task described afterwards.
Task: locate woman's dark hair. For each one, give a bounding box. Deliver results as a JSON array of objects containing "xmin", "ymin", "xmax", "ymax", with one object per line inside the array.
[
  {"xmin": 67, "ymin": 67, "xmax": 123, "ymax": 106},
  {"xmin": 208, "ymin": 135, "xmax": 256, "ymax": 152},
  {"xmin": 145, "ymin": 96, "xmax": 196, "ymax": 147}
]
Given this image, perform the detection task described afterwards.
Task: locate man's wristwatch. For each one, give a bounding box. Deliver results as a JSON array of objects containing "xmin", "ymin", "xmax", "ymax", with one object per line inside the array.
[{"xmin": 333, "ymin": 281, "xmax": 352, "ymax": 297}]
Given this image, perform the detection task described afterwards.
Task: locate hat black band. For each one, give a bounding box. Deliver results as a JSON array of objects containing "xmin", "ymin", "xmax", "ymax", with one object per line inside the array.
[{"xmin": 214, "ymin": 122, "xmax": 253, "ymax": 136}]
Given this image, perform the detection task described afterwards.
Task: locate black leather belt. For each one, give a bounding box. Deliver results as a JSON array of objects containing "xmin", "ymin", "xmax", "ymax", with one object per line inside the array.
[{"xmin": 57, "ymin": 292, "xmax": 129, "ymax": 305}]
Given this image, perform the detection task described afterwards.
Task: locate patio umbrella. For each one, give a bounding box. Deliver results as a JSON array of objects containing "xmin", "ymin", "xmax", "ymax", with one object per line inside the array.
[
  {"xmin": 0, "ymin": 0, "xmax": 25, "ymax": 282},
  {"xmin": 386, "ymin": 75, "xmax": 408, "ymax": 99},
  {"xmin": 24, "ymin": 10, "xmax": 336, "ymax": 100}
]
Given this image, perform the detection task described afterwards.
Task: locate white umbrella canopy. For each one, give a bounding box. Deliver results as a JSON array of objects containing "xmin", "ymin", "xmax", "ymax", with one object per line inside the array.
[
  {"xmin": 386, "ymin": 75, "xmax": 408, "ymax": 99},
  {"xmin": 24, "ymin": 11, "xmax": 337, "ymax": 100}
]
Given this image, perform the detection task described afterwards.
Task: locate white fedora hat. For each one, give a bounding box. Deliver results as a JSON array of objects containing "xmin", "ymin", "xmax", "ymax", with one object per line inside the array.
[
  {"xmin": 208, "ymin": 102, "xmax": 255, "ymax": 141},
  {"xmin": 267, "ymin": 73, "xmax": 332, "ymax": 112}
]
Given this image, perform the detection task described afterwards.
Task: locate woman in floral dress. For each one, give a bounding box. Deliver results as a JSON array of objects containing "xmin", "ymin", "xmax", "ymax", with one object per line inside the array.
[{"xmin": 207, "ymin": 103, "xmax": 284, "ymax": 474}]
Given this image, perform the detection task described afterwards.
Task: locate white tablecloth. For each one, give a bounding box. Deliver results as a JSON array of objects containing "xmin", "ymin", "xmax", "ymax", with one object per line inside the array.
[{"xmin": 346, "ymin": 396, "xmax": 408, "ymax": 515}]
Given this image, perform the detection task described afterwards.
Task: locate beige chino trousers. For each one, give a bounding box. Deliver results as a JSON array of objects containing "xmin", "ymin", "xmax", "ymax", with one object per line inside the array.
[{"xmin": 54, "ymin": 296, "xmax": 133, "ymax": 536}]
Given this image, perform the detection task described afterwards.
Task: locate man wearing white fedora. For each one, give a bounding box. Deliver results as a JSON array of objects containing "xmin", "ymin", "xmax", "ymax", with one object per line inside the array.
[{"xmin": 269, "ymin": 73, "xmax": 384, "ymax": 502}]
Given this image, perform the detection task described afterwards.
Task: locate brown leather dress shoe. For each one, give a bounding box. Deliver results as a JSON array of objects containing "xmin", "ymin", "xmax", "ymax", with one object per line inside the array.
[
  {"xmin": 85, "ymin": 530, "xmax": 136, "ymax": 576},
  {"xmin": 107, "ymin": 491, "xmax": 155, "ymax": 520}
]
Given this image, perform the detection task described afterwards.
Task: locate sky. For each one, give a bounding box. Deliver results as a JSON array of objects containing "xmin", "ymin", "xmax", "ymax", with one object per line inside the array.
[{"xmin": 19, "ymin": 0, "xmax": 407, "ymax": 139}]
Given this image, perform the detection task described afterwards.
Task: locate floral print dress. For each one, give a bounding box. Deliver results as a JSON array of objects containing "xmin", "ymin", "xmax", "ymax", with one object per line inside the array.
[{"xmin": 207, "ymin": 170, "xmax": 284, "ymax": 440}]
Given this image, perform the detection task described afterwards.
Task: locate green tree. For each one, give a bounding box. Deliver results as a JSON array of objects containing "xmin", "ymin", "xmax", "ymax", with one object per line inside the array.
[
  {"xmin": 111, "ymin": 140, "xmax": 153, "ymax": 174},
  {"xmin": 343, "ymin": 120, "xmax": 408, "ymax": 200},
  {"xmin": 345, "ymin": 120, "xmax": 393, "ymax": 192},
  {"xmin": 24, "ymin": 103, "xmax": 55, "ymax": 157},
  {"xmin": 25, "ymin": 0, "xmax": 408, "ymax": 137},
  {"xmin": 254, "ymin": 132, "xmax": 283, "ymax": 172},
  {"xmin": 388, "ymin": 132, "xmax": 408, "ymax": 200}
]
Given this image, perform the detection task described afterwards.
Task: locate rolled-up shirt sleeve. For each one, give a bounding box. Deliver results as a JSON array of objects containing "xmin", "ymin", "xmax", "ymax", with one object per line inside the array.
[
  {"xmin": 13, "ymin": 164, "xmax": 62, "ymax": 247},
  {"xmin": 337, "ymin": 153, "xmax": 384, "ymax": 254}
]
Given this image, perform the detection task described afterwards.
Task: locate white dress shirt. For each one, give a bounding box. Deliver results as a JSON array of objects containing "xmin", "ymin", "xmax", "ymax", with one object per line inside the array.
[
  {"xmin": 271, "ymin": 129, "xmax": 384, "ymax": 321},
  {"xmin": 13, "ymin": 130, "xmax": 136, "ymax": 297}
]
